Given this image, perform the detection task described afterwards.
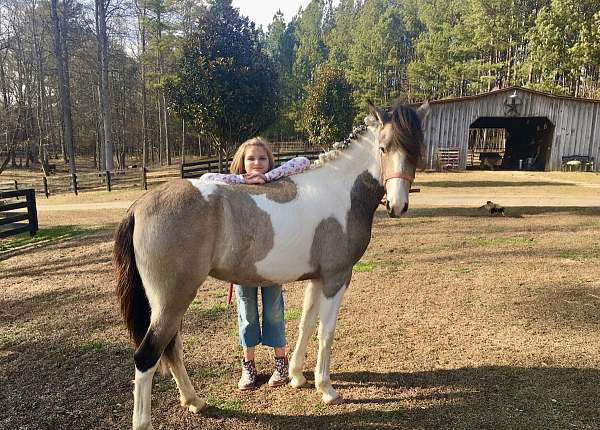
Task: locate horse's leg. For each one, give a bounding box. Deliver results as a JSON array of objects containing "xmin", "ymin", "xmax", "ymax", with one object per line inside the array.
[
  {"xmin": 289, "ymin": 279, "xmax": 322, "ymax": 388},
  {"xmin": 162, "ymin": 331, "xmax": 205, "ymax": 413},
  {"xmin": 315, "ymin": 283, "xmax": 347, "ymax": 404},
  {"xmin": 132, "ymin": 280, "xmax": 204, "ymax": 430}
]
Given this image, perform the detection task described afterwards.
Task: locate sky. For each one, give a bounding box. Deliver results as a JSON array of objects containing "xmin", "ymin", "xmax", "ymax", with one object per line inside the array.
[{"xmin": 231, "ymin": 0, "xmax": 312, "ymax": 29}]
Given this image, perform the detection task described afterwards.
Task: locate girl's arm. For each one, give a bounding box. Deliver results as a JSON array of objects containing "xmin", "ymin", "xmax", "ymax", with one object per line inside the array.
[
  {"xmin": 200, "ymin": 172, "xmax": 245, "ymax": 184},
  {"xmin": 265, "ymin": 157, "xmax": 310, "ymax": 182}
]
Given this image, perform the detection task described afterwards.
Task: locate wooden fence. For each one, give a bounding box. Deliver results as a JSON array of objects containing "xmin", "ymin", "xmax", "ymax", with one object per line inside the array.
[
  {"xmin": 2, "ymin": 165, "xmax": 180, "ymax": 198},
  {"xmin": 0, "ymin": 189, "xmax": 38, "ymax": 238},
  {"xmin": 0, "ymin": 150, "xmax": 325, "ymax": 197}
]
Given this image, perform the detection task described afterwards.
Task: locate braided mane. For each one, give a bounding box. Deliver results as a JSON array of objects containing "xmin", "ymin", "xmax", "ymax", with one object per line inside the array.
[{"xmin": 309, "ymin": 124, "xmax": 369, "ymax": 169}]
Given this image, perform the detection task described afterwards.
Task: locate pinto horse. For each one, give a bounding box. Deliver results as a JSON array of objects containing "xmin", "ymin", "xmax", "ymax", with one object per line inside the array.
[{"xmin": 114, "ymin": 100, "xmax": 428, "ymax": 429}]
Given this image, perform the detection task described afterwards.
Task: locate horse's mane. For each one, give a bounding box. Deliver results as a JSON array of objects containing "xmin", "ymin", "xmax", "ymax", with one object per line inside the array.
[
  {"xmin": 309, "ymin": 124, "xmax": 368, "ymax": 169},
  {"xmin": 308, "ymin": 103, "xmax": 424, "ymax": 170}
]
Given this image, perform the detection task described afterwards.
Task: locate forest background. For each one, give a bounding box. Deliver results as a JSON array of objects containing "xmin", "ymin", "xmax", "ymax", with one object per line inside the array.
[{"xmin": 1, "ymin": 0, "xmax": 599, "ymax": 174}]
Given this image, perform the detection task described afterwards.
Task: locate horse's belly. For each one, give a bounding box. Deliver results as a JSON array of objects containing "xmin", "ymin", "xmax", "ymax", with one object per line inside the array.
[{"xmin": 252, "ymin": 218, "xmax": 318, "ymax": 282}]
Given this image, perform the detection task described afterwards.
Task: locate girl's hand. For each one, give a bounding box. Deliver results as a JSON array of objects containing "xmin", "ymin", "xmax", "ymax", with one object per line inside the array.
[{"xmin": 243, "ymin": 172, "xmax": 267, "ymax": 184}]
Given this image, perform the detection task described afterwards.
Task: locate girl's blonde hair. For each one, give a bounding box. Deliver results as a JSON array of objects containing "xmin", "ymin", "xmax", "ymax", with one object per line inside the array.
[{"xmin": 229, "ymin": 137, "xmax": 275, "ymax": 174}]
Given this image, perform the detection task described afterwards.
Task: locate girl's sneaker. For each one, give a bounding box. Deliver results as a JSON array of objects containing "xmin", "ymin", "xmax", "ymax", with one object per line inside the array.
[
  {"xmin": 238, "ymin": 359, "xmax": 257, "ymax": 390},
  {"xmin": 268, "ymin": 356, "xmax": 289, "ymax": 387}
]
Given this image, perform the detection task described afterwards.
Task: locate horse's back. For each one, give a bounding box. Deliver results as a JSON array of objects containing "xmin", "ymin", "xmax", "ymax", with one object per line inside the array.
[{"xmin": 131, "ymin": 179, "xmax": 222, "ymax": 289}]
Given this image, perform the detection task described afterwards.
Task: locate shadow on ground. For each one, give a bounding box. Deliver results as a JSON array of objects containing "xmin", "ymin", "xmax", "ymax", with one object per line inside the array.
[
  {"xmin": 373, "ymin": 206, "xmax": 600, "ymax": 219},
  {"xmin": 416, "ymin": 181, "xmax": 576, "ymax": 188},
  {"xmin": 197, "ymin": 366, "xmax": 599, "ymax": 430}
]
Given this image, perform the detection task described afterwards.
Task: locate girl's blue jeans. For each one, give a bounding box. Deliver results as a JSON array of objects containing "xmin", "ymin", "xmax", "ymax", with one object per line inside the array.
[{"xmin": 234, "ymin": 284, "xmax": 286, "ymax": 348}]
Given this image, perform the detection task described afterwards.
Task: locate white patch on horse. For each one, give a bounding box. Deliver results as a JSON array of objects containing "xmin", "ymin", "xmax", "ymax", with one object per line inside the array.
[
  {"xmin": 187, "ymin": 178, "xmax": 219, "ymax": 197},
  {"xmin": 253, "ymin": 136, "xmax": 379, "ymax": 282}
]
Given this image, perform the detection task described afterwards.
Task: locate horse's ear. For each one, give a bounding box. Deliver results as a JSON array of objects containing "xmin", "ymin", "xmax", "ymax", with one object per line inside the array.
[
  {"xmin": 416, "ymin": 101, "xmax": 430, "ymax": 128},
  {"xmin": 367, "ymin": 99, "xmax": 388, "ymax": 126}
]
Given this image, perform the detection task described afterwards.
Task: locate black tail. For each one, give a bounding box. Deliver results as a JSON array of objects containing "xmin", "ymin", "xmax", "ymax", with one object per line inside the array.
[{"xmin": 113, "ymin": 212, "xmax": 150, "ymax": 347}]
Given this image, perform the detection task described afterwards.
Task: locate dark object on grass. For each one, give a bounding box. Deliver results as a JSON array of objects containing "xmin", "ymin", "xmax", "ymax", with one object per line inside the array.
[{"xmin": 481, "ymin": 200, "xmax": 505, "ymax": 216}]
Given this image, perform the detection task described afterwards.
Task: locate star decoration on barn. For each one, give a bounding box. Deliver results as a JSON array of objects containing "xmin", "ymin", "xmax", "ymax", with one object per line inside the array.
[{"xmin": 504, "ymin": 91, "xmax": 522, "ymax": 116}]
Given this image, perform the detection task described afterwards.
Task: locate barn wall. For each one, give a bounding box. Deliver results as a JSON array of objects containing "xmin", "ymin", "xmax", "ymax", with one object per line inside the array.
[{"xmin": 423, "ymin": 88, "xmax": 600, "ymax": 171}]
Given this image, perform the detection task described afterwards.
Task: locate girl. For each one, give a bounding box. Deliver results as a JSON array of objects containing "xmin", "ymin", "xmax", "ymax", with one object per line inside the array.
[{"xmin": 201, "ymin": 137, "xmax": 310, "ymax": 390}]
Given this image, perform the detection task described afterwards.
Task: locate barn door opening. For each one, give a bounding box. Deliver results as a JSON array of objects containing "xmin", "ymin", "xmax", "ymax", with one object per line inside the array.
[{"xmin": 468, "ymin": 117, "xmax": 554, "ymax": 171}]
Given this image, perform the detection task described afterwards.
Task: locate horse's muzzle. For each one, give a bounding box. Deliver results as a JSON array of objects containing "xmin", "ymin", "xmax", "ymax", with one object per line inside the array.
[{"xmin": 386, "ymin": 201, "xmax": 409, "ymax": 218}]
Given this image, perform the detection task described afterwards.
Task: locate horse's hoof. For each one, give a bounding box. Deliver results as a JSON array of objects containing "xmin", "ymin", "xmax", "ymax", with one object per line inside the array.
[
  {"xmin": 322, "ymin": 392, "xmax": 343, "ymax": 405},
  {"xmin": 289, "ymin": 375, "xmax": 307, "ymax": 388},
  {"xmin": 181, "ymin": 397, "xmax": 206, "ymax": 414}
]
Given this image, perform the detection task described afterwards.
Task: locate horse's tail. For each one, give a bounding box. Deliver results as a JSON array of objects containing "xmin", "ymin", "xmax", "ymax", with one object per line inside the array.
[{"xmin": 113, "ymin": 211, "xmax": 150, "ymax": 348}]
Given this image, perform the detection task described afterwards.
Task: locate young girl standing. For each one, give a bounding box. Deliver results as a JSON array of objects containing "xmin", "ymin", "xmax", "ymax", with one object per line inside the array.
[{"xmin": 201, "ymin": 137, "xmax": 309, "ymax": 390}]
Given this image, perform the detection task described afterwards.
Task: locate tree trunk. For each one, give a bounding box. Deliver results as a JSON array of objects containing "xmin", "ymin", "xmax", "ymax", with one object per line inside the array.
[
  {"xmin": 180, "ymin": 118, "xmax": 185, "ymax": 164},
  {"xmin": 163, "ymin": 92, "xmax": 170, "ymax": 165},
  {"xmin": 96, "ymin": 0, "xmax": 113, "ymax": 171},
  {"xmin": 50, "ymin": 0, "xmax": 76, "ymax": 174},
  {"xmin": 135, "ymin": 0, "xmax": 149, "ymax": 167}
]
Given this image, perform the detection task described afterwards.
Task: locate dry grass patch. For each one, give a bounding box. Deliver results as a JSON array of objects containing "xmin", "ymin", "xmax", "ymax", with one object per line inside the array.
[{"xmin": 1, "ymin": 173, "xmax": 599, "ymax": 429}]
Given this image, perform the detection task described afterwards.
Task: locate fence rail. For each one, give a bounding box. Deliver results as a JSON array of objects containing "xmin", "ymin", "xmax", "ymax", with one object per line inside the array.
[
  {"xmin": 0, "ymin": 149, "xmax": 324, "ymax": 197},
  {"xmin": 0, "ymin": 188, "xmax": 38, "ymax": 238}
]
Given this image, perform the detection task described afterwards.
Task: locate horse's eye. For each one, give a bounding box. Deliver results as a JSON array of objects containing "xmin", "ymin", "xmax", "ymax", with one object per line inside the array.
[{"xmin": 379, "ymin": 147, "xmax": 386, "ymax": 154}]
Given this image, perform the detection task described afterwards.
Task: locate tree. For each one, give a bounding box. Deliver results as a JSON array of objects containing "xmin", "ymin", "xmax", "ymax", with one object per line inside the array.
[
  {"xmin": 527, "ymin": 0, "xmax": 600, "ymax": 97},
  {"xmin": 289, "ymin": 0, "xmax": 327, "ymax": 129},
  {"xmin": 300, "ymin": 65, "xmax": 354, "ymax": 148},
  {"xmin": 50, "ymin": 0, "xmax": 76, "ymax": 174},
  {"xmin": 95, "ymin": 0, "xmax": 113, "ymax": 170},
  {"xmin": 349, "ymin": 0, "xmax": 421, "ymax": 107},
  {"xmin": 264, "ymin": 11, "xmax": 299, "ymax": 139},
  {"xmin": 166, "ymin": 0, "xmax": 278, "ymax": 171}
]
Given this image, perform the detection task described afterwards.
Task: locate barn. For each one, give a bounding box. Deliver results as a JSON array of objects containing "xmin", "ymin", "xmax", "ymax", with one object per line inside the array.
[{"xmin": 421, "ymin": 86, "xmax": 600, "ymax": 172}]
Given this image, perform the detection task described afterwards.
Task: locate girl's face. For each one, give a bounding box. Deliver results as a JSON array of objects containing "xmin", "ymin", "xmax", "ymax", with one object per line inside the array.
[{"xmin": 243, "ymin": 145, "xmax": 269, "ymax": 174}]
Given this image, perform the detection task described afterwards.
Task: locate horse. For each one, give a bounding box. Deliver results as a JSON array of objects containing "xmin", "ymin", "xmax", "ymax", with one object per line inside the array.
[{"xmin": 113, "ymin": 100, "xmax": 428, "ymax": 430}]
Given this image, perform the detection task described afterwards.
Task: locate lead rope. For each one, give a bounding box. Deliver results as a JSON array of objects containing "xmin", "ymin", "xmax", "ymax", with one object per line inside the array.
[{"xmin": 227, "ymin": 283, "xmax": 234, "ymax": 305}]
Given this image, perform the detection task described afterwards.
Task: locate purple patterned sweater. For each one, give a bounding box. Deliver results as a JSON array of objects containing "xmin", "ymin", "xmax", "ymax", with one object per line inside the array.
[{"xmin": 200, "ymin": 157, "xmax": 310, "ymax": 184}]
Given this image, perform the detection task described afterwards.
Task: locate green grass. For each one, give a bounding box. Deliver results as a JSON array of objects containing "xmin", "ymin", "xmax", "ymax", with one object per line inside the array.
[
  {"xmin": 284, "ymin": 307, "xmax": 302, "ymax": 322},
  {"xmin": 0, "ymin": 333, "xmax": 17, "ymax": 344},
  {"xmin": 354, "ymin": 261, "xmax": 375, "ymax": 272},
  {"xmin": 80, "ymin": 340, "xmax": 103, "ymax": 353},
  {"xmin": 207, "ymin": 394, "xmax": 242, "ymax": 411},
  {"xmin": 559, "ymin": 246, "xmax": 600, "ymax": 261},
  {"xmin": 313, "ymin": 401, "xmax": 328, "ymax": 414},
  {"xmin": 198, "ymin": 367, "xmax": 229, "ymax": 379},
  {"xmin": 471, "ymin": 235, "xmax": 535, "ymax": 247},
  {"xmin": 188, "ymin": 301, "xmax": 229, "ymax": 319},
  {"xmin": 0, "ymin": 225, "xmax": 96, "ymax": 252}
]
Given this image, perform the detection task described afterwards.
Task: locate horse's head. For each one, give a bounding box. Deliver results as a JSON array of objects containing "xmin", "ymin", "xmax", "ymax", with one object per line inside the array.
[{"xmin": 367, "ymin": 99, "xmax": 429, "ymax": 218}]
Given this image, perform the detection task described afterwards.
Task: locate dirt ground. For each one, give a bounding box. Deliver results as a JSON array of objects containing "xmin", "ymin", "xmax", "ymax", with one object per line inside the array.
[{"xmin": 1, "ymin": 171, "xmax": 599, "ymax": 430}]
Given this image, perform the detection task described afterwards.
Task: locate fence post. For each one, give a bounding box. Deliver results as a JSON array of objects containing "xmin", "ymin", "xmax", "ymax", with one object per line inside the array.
[
  {"xmin": 180, "ymin": 162, "xmax": 184, "ymax": 178},
  {"xmin": 142, "ymin": 167, "xmax": 147, "ymax": 190},
  {"xmin": 106, "ymin": 170, "xmax": 112, "ymax": 192},
  {"xmin": 14, "ymin": 179, "xmax": 18, "ymax": 200},
  {"xmin": 72, "ymin": 173, "xmax": 78, "ymax": 195},
  {"xmin": 26, "ymin": 189, "xmax": 38, "ymax": 236},
  {"xmin": 43, "ymin": 176, "xmax": 49, "ymax": 198}
]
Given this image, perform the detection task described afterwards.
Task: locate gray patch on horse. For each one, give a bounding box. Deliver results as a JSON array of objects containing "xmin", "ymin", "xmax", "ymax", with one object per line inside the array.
[
  {"xmin": 307, "ymin": 171, "xmax": 384, "ymax": 298},
  {"xmin": 236, "ymin": 178, "xmax": 298, "ymax": 204},
  {"xmin": 207, "ymin": 186, "xmax": 275, "ymax": 286},
  {"xmin": 134, "ymin": 179, "xmax": 274, "ymax": 289}
]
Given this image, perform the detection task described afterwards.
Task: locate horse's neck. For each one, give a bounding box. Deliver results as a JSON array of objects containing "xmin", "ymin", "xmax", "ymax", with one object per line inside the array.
[{"xmin": 314, "ymin": 128, "xmax": 381, "ymax": 190}]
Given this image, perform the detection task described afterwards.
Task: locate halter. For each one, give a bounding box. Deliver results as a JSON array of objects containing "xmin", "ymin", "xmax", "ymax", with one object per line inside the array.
[
  {"xmin": 384, "ymin": 171, "xmax": 415, "ymax": 186},
  {"xmin": 379, "ymin": 152, "xmax": 419, "ymax": 207}
]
